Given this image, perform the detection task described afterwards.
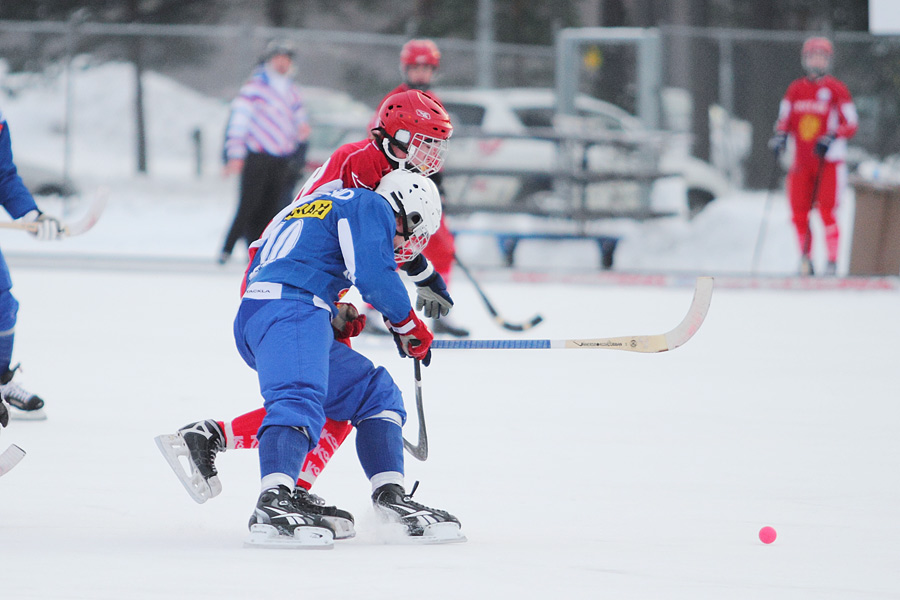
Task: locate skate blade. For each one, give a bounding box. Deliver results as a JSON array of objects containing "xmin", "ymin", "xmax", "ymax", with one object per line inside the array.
[
  {"xmin": 8, "ymin": 406, "xmax": 47, "ymax": 421},
  {"xmin": 244, "ymin": 524, "xmax": 334, "ymax": 549},
  {"xmin": 153, "ymin": 434, "xmax": 221, "ymax": 504},
  {"xmin": 378, "ymin": 521, "xmax": 467, "ymax": 545},
  {"xmin": 417, "ymin": 522, "xmax": 467, "ymax": 544},
  {"xmin": 323, "ymin": 516, "xmax": 356, "ymax": 540}
]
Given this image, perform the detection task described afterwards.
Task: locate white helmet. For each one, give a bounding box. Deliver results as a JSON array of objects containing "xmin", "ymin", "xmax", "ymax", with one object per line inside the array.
[{"xmin": 375, "ymin": 170, "xmax": 442, "ymax": 263}]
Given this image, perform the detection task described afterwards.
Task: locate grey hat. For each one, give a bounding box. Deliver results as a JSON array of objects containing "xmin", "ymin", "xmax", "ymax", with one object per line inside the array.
[{"xmin": 264, "ymin": 39, "xmax": 296, "ymax": 60}]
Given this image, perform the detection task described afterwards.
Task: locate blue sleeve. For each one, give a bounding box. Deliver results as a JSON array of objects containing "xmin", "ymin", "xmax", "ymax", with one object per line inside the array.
[
  {"xmin": 0, "ymin": 120, "xmax": 38, "ymax": 219},
  {"xmin": 345, "ymin": 195, "xmax": 412, "ymax": 323}
]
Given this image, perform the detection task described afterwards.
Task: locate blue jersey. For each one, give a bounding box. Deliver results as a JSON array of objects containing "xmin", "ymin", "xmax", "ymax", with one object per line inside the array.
[
  {"xmin": 242, "ymin": 187, "xmax": 411, "ymax": 323},
  {"xmin": 0, "ymin": 110, "xmax": 38, "ymax": 219}
]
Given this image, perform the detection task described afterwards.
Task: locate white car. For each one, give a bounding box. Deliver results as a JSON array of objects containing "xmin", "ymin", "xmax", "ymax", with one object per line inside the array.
[{"xmin": 435, "ymin": 87, "xmax": 731, "ymax": 219}]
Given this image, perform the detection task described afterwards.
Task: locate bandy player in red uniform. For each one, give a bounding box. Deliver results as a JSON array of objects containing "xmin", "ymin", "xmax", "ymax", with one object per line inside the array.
[
  {"xmin": 369, "ymin": 39, "xmax": 469, "ymax": 337},
  {"xmin": 155, "ymin": 90, "xmax": 454, "ymax": 537},
  {"xmin": 769, "ymin": 37, "xmax": 858, "ymax": 276}
]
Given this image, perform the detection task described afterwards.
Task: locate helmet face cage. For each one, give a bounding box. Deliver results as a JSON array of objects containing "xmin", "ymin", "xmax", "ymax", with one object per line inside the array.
[
  {"xmin": 802, "ymin": 37, "xmax": 833, "ymax": 77},
  {"xmin": 376, "ymin": 91, "xmax": 453, "ymax": 169},
  {"xmin": 394, "ymin": 230, "xmax": 430, "ymax": 264},
  {"xmin": 391, "ymin": 198, "xmax": 431, "ymax": 263},
  {"xmin": 405, "ymin": 133, "xmax": 447, "ymax": 176}
]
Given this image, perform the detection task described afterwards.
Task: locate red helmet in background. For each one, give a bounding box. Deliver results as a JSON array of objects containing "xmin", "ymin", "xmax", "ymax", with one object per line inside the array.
[
  {"xmin": 375, "ymin": 89, "xmax": 453, "ymax": 176},
  {"xmin": 801, "ymin": 37, "xmax": 833, "ymax": 78},
  {"xmin": 802, "ymin": 37, "xmax": 833, "ymax": 57},
  {"xmin": 401, "ymin": 39, "xmax": 441, "ymax": 69}
]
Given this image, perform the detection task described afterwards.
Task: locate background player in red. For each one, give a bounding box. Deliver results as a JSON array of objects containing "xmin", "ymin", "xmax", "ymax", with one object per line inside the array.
[
  {"xmin": 769, "ymin": 37, "xmax": 858, "ymax": 276},
  {"xmin": 156, "ymin": 89, "xmax": 454, "ymax": 537},
  {"xmin": 370, "ymin": 39, "xmax": 468, "ymax": 337}
]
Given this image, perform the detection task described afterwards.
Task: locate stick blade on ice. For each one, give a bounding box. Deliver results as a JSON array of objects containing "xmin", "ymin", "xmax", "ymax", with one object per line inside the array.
[{"xmin": 0, "ymin": 444, "xmax": 26, "ymax": 476}]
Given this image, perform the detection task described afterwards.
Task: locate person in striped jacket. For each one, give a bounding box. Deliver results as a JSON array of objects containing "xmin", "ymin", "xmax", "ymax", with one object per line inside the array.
[{"xmin": 218, "ymin": 40, "xmax": 311, "ymax": 265}]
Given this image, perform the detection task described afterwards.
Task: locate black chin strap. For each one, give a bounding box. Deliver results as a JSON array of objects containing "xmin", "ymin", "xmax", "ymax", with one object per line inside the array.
[{"xmin": 392, "ymin": 192, "xmax": 412, "ymax": 240}]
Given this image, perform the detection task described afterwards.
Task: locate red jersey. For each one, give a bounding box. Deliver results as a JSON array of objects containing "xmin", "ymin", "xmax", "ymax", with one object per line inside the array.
[
  {"xmin": 775, "ymin": 75, "xmax": 857, "ymax": 166},
  {"xmin": 296, "ymin": 139, "xmax": 392, "ymax": 198}
]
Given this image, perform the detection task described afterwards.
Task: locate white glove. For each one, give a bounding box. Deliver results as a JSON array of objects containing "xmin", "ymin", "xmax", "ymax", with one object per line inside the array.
[
  {"xmin": 400, "ymin": 255, "xmax": 454, "ymax": 319},
  {"xmin": 22, "ymin": 209, "xmax": 64, "ymax": 241}
]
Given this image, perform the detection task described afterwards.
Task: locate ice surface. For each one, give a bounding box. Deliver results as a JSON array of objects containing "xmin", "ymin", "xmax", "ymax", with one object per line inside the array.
[{"xmin": 0, "ymin": 61, "xmax": 896, "ymax": 599}]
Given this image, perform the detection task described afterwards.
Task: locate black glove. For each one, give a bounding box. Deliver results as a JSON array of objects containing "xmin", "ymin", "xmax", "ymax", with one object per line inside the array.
[
  {"xmin": 768, "ymin": 131, "xmax": 788, "ymax": 157},
  {"xmin": 400, "ymin": 254, "xmax": 454, "ymax": 319},
  {"xmin": 814, "ymin": 133, "xmax": 836, "ymax": 157}
]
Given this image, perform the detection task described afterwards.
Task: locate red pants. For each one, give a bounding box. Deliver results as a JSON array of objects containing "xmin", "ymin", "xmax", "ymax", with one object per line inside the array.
[
  {"xmin": 223, "ymin": 409, "xmax": 353, "ymax": 491},
  {"xmin": 787, "ymin": 160, "xmax": 842, "ymax": 262}
]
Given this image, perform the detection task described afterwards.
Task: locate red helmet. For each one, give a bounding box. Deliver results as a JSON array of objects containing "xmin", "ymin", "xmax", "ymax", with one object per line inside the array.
[
  {"xmin": 802, "ymin": 37, "xmax": 833, "ymax": 78},
  {"xmin": 802, "ymin": 37, "xmax": 833, "ymax": 57},
  {"xmin": 401, "ymin": 39, "xmax": 441, "ymax": 69},
  {"xmin": 376, "ymin": 89, "xmax": 453, "ymax": 176}
]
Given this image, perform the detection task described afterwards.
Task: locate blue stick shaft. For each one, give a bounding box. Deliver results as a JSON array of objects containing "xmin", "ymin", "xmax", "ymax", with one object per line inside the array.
[{"xmin": 431, "ymin": 339, "xmax": 551, "ymax": 349}]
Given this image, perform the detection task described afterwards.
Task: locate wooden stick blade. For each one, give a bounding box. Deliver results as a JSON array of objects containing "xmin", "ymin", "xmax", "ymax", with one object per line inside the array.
[
  {"xmin": 432, "ymin": 277, "xmax": 714, "ymax": 353},
  {"xmin": 0, "ymin": 444, "xmax": 26, "ymax": 476}
]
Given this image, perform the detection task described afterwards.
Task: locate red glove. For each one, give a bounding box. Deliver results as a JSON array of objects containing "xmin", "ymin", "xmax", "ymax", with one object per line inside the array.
[
  {"xmin": 332, "ymin": 302, "xmax": 366, "ymax": 340},
  {"xmin": 386, "ymin": 309, "xmax": 433, "ymax": 366}
]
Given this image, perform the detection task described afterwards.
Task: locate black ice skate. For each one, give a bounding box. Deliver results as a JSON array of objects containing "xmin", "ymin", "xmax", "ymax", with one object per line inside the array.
[
  {"xmin": 246, "ymin": 485, "xmax": 334, "ymax": 549},
  {"xmin": 292, "ymin": 487, "xmax": 356, "ymax": 540},
  {"xmin": 372, "ymin": 482, "xmax": 466, "ymax": 544},
  {"xmin": 0, "ymin": 364, "xmax": 46, "ymax": 421},
  {"xmin": 799, "ymin": 255, "xmax": 815, "ymax": 276},
  {"xmin": 154, "ymin": 420, "xmax": 226, "ymax": 503}
]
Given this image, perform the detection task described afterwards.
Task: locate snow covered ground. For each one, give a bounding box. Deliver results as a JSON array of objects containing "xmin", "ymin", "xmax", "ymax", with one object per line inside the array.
[
  {"xmin": 0, "ymin": 61, "xmax": 897, "ymax": 599},
  {"xmin": 1, "ymin": 265, "xmax": 897, "ymax": 599}
]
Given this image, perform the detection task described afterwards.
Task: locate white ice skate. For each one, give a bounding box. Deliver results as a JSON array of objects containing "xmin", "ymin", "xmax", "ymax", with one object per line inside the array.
[
  {"xmin": 372, "ymin": 483, "xmax": 466, "ymax": 545},
  {"xmin": 1, "ymin": 365, "xmax": 47, "ymax": 421},
  {"xmin": 154, "ymin": 420, "xmax": 226, "ymax": 503}
]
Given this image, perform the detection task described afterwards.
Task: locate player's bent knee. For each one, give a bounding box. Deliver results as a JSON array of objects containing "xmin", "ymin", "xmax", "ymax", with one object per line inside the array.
[{"xmin": 0, "ymin": 290, "xmax": 19, "ymax": 332}]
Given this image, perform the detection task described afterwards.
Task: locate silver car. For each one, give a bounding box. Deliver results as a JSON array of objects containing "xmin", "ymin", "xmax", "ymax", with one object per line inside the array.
[{"xmin": 436, "ymin": 87, "xmax": 731, "ymax": 219}]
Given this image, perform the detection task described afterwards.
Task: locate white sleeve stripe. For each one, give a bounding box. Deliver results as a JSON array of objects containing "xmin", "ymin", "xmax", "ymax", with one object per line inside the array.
[
  {"xmin": 337, "ymin": 218, "xmax": 357, "ymax": 285},
  {"xmin": 407, "ymin": 260, "xmax": 435, "ymax": 283},
  {"xmin": 777, "ymin": 98, "xmax": 791, "ymax": 123},
  {"xmin": 390, "ymin": 320, "xmax": 415, "ymax": 334},
  {"xmin": 841, "ymin": 102, "xmax": 858, "ymax": 126}
]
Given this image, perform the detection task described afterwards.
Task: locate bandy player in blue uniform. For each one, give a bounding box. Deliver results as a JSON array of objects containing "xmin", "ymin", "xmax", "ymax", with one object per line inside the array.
[
  {"xmin": 0, "ymin": 109, "xmax": 65, "ymax": 426},
  {"xmin": 233, "ymin": 170, "xmax": 463, "ymax": 547}
]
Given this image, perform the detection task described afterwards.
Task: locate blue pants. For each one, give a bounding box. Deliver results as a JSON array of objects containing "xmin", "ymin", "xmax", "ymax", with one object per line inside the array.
[
  {"xmin": 0, "ymin": 249, "xmax": 18, "ymax": 372},
  {"xmin": 234, "ymin": 298, "xmax": 406, "ymax": 479}
]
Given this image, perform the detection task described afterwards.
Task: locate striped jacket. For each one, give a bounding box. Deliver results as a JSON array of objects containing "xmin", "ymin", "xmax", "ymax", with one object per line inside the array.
[{"xmin": 224, "ymin": 67, "xmax": 309, "ymax": 160}]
